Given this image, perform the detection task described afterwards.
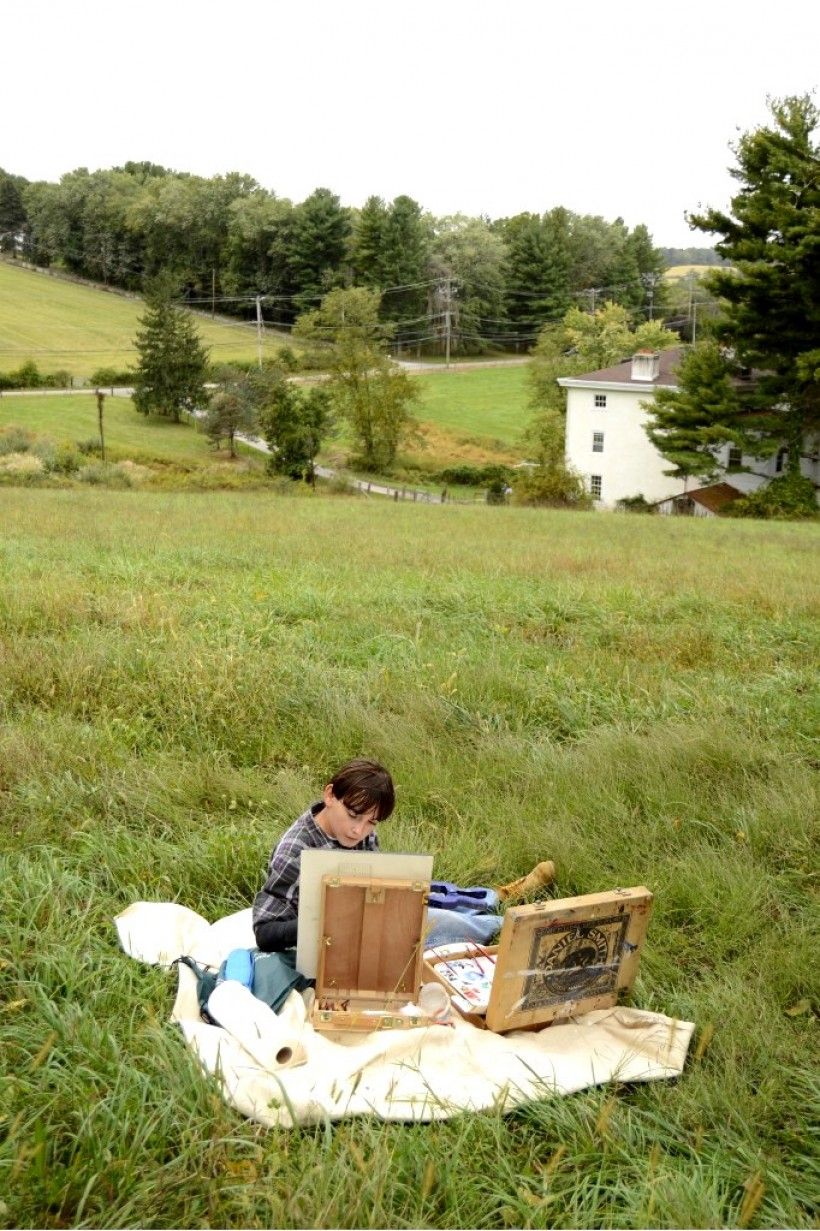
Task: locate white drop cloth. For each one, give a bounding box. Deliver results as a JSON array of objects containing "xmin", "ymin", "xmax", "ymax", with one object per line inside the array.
[{"xmin": 115, "ymin": 900, "xmax": 695, "ymax": 1128}]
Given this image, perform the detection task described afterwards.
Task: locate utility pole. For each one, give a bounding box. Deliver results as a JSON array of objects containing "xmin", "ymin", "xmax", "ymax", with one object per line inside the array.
[
  {"xmin": 95, "ymin": 389, "xmax": 106, "ymax": 462},
  {"xmin": 692, "ymin": 299, "xmax": 698, "ymax": 346},
  {"xmin": 444, "ymin": 276, "xmax": 452, "ymax": 369},
  {"xmin": 211, "ymin": 268, "xmax": 216, "ymax": 319},
  {"xmin": 255, "ymin": 295, "xmax": 263, "ymax": 368}
]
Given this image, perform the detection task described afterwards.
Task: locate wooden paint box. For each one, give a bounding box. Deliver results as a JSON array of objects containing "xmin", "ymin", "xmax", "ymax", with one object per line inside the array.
[
  {"xmin": 423, "ymin": 886, "xmax": 653, "ymax": 1033},
  {"xmin": 311, "ymin": 874, "xmax": 434, "ymax": 1033}
]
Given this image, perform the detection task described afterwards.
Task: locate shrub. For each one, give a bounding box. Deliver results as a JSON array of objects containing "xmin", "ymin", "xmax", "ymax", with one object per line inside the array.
[
  {"xmin": 78, "ymin": 461, "xmax": 132, "ymax": 488},
  {"xmin": 510, "ymin": 463, "xmax": 592, "ymax": 509},
  {"xmin": 726, "ymin": 472, "xmax": 819, "ymax": 520},
  {"xmin": 275, "ymin": 346, "xmax": 300, "ymax": 372},
  {"xmin": 439, "ymin": 463, "xmax": 514, "ymax": 488},
  {"xmin": 77, "ymin": 438, "xmax": 103, "ymax": 457},
  {"xmin": 89, "ymin": 366, "xmax": 134, "ymax": 388},
  {"xmin": 34, "ymin": 440, "xmax": 81, "ymax": 475},
  {"xmin": 0, "ymin": 451, "xmax": 45, "ymax": 477},
  {"xmin": 9, "ymin": 360, "xmax": 44, "ymax": 388},
  {"xmin": 47, "ymin": 369, "xmax": 73, "ymax": 389},
  {"xmin": 616, "ymin": 494, "xmax": 657, "ymax": 513},
  {"xmin": 324, "ymin": 473, "xmax": 362, "ymax": 497},
  {"xmin": 0, "ymin": 426, "xmax": 35, "ymax": 455}
]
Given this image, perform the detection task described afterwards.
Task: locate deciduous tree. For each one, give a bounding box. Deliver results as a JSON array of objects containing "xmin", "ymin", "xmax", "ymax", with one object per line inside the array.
[{"xmin": 294, "ymin": 288, "xmax": 418, "ymax": 471}]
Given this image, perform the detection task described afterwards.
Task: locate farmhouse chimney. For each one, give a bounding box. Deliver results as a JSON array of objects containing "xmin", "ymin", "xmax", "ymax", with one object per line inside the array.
[{"xmin": 631, "ymin": 350, "xmax": 660, "ymax": 381}]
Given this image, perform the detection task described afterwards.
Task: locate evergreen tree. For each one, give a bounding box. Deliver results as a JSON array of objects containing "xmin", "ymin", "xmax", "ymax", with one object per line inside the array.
[
  {"xmin": 686, "ymin": 94, "xmax": 820, "ymax": 473},
  {"xmin": 289, "ymin": 188, "xmax": 350, "ymax": 313},
  {"xmin": 350, "ymin": 195, "xmax": 388, "ymax": 286},
  {"xmin": 645, "ymin": 341, "xmax": 741, "ymax": 479},
  {"xmin": 378, "ymin": 195, "xmax": 430, "ymax": 332},
  {"xmin": 499, "ymin": 209, "xmax": 572, "ymax": 343},
  {"xmin": 132, "ymin": 279, "xmax": 210, "ymax": 422}
]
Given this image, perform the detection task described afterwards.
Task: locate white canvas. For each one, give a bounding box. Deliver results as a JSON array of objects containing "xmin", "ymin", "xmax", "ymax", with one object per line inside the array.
[{"xmin": 296, "ymin": 849, "xmax": 434, "ymax": 977}]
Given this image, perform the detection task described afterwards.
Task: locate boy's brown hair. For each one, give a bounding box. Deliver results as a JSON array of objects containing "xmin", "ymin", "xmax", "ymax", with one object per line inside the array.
[{"xmin": 329, "ymin": 758, "xmax": 395, "ymax": 821}]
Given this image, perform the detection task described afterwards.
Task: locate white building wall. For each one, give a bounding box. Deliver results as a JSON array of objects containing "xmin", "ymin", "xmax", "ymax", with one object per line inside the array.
[{"xmin": 564, "ymin": 384, "xmax": 689, "ymax": 509}]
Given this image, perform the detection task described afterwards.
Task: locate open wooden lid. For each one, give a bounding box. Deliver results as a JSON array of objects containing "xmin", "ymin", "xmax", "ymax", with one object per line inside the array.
[
  {"xmin": 485, "ymin": 886, "xmax": 654, "ymax": 1032},
  {"xmin": 316, "ymin": 875, "xmax": 428, "ymax": 1001}
]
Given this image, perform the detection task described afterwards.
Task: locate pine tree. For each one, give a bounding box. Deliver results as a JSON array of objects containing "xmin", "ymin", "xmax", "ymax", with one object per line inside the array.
[
  {"xmin": 132, "ymin": 279, "xmax": 210, "ymax": 422},
  {"xmin": 646, "ymin": 341, "xmax": 742, "ymax": 479},
  {"xmin": 686, "ymin": 94, "xmax": 820, "ymax": 473}
]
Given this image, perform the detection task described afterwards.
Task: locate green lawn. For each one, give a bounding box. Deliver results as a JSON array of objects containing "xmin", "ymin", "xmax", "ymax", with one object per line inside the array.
[
  {"xmin": 0, "ymin": 392, "xmax": 217, "ymax": 463},
  {"xmin": 411, "ymin": 365, "xmax": 532, "ymax": 446},
  {"xmin": 0, "ymin": 261, "xmax": 290, "ymax": 380},
  {"xmin": 0, "ymin": 489, "xmax": 817, "ymax": 1229}
]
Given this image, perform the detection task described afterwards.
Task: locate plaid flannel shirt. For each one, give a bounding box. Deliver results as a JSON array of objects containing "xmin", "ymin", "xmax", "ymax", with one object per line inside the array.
[{"xmin": 252, "ymin": 802, "xmax": 380, "ymax": 930}]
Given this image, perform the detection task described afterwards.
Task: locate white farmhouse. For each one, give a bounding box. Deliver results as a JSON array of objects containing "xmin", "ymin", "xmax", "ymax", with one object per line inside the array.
[
  {"xmin": 558, "ymin": 348, "xmax": 818, "ymax": 510},
  {"xmin": 558, "ymin": 348, "xmax": 688, "ymax": 509}
]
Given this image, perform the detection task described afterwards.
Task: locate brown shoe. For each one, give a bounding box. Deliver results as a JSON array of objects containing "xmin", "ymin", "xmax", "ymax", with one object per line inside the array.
[{"xmin": 495, "ymin": 860, "xmax": 556, "ymax": 903}]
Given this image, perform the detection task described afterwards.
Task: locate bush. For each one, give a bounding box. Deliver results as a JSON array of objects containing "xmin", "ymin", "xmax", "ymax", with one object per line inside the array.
[
  {"xmin": 0, "ymin": 425, "xmax": 35, "ymax": 455},
  {"xmin": 89, "ymin": 366, "xmax": 134, "ymax": 388},
  {"xmin": 726, "ymin": 472, "xmax": 819, "ymax": 520},
  {"xmin": 616, "ymin": 494, "xmax": 657, "ymax": 513},
  {"xmin": 0, "ymin": 451, "xmax": 46, "ymax": 479},
  {"xmin": 34, "ymin": 440, "xmax": 81, "ymax": 475},
  {"xmin": 78, "ymin": 461, "xmax": 133, "ymax": 488},
  {"xmin": 77, "ymin": 438, "xmax": 103, "ymax": 457},
  {"xmin": 439, "ymin": 463, "xmax": 514, "ymax": 488},
  {"xmin": 511, "ymin": 462, "xmax": 592, "ymax": 509},
  {"xmin": 275, "ymin": 346, "xmax": 300, "ymax": 372},
  {"xmin": 0, "ymin": 361, "xmax": 75, "ymax": 389}
]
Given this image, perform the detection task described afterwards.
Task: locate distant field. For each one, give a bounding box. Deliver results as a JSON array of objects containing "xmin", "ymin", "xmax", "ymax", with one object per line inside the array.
[
  {"xmin": 0, "ymin": 392, "xmax": 217, "ymax": 464},
  {"xmin": 664, "ymin": 264, "xmax": 716, "ymax": 280},
  {"xmin": 0, "ymin": 261, "xmax": 291, "ymax": 380},
  {"xmin": 411, "ymin": 365, "xmax": 531, "ymax": 447}
]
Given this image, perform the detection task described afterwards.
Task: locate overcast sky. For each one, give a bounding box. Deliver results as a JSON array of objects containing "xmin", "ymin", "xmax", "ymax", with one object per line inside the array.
[{"xmin": 3, "ymin": 0, "xmax": 817, "ymax": 247}]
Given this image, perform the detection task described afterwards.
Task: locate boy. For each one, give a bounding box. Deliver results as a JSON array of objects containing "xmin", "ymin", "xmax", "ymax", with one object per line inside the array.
[
  {"xmin": 253, "ymin": 757, "xmax": 554, "ymax": 954},
  {"xmin": 253, "ymin": 758, "xmax": 395, "ymax": 952}
]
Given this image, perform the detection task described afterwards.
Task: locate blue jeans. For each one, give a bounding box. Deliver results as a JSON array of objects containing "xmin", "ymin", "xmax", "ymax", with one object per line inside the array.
[{"xmin": 424, "ymin": 907, "xmax": 502, "ymax": 949}]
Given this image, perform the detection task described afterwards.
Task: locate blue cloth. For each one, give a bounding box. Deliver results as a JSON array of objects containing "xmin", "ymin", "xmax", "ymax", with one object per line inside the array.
[
  {"xmin": 425, "ymin": 907, "xmax": 502, "ymax": 949},
  {"xmin": 429, "ymin": 882, "xmax": 500, "ymax": 914}
]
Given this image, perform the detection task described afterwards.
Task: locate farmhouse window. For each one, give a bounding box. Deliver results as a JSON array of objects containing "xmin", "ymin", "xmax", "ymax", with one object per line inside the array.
[
  {"xmin": 594, "ymin": 394, "xmax": 607, "ymax": 408},
  {"xmin": 590, "ymin": 474, "xmax": 602, "ymax": 499},
  {"xmin": 775, "ymin": 447, "xmax": 788, "ymax": 473},
  {"xmin": 592, "ymin": 432, "xmax": 604, "ymax": 453},
  {"xmin": 728, "ymin": 446, "xmax": 742, "ymax": 467}
]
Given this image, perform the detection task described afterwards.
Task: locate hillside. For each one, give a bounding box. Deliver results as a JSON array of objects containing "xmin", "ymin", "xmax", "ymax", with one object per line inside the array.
[
  {"xmin": 1, "ymin": 488, "xmax": 817, "ymax": 1229},
  {"xmin": 0, "ymin": 260, "xmax": 290, "ymax": 380}
]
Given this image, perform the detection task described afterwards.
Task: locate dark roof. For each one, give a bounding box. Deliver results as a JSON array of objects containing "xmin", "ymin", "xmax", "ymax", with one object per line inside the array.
[
  {"xmin": 685, "ymin": 483, "xmax": 742, "ymax": 513},
  {"xmin": 571, "ymin": 347, "xmax": 684, "ymax": 385}
]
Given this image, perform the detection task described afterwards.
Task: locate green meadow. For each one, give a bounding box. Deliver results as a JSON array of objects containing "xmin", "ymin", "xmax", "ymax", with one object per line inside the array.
[
  {"xmin": 0, "ymin": 262, "xmax": 287, "ymax": 379},
  {"xmin": 0, "ymin": 488, "xmax": 817, "ymax": 1229},
  {"xmin": 411, "ymin": 365, "xmax": 531, "ymax": 447}
]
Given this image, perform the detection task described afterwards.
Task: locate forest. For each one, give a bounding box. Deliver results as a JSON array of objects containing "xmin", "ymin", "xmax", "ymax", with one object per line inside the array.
[{"xmin": 0, "ymin": 162, "xmax": 668, "ymax": 352}]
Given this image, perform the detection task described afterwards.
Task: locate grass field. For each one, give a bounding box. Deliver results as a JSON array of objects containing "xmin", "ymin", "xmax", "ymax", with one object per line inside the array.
[
  {"xmin": 664, "ymin": 265, "xmax": 717, "ymax": 281},
  {"xmin": 0, "ymin": 262, "xmax": 290, "ymax": 380},
  {"xmin": 411, "ymin": 365, "xmax": 531, "ymax": 448},
  {"xmin": 0, "ymin": 488, "xmax": 817, "ymax": 1229}
]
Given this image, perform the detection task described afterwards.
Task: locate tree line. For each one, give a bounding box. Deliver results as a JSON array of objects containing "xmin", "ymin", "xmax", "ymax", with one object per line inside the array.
[{"xmin": 0, "ymin": 162, "xmax": 666, "ymax": 352}]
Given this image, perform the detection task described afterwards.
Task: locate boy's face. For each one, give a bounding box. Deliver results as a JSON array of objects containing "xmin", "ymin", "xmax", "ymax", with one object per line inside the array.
[{"xmin": 318, "ymin": 784, "xmax": 379, "ymax": 847}]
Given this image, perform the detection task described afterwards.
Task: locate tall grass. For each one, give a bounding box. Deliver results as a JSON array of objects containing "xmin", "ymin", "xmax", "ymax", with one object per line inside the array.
[{"xmin": 0, "ymin": 490, "xmax": 817, "ymax": 1228}]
